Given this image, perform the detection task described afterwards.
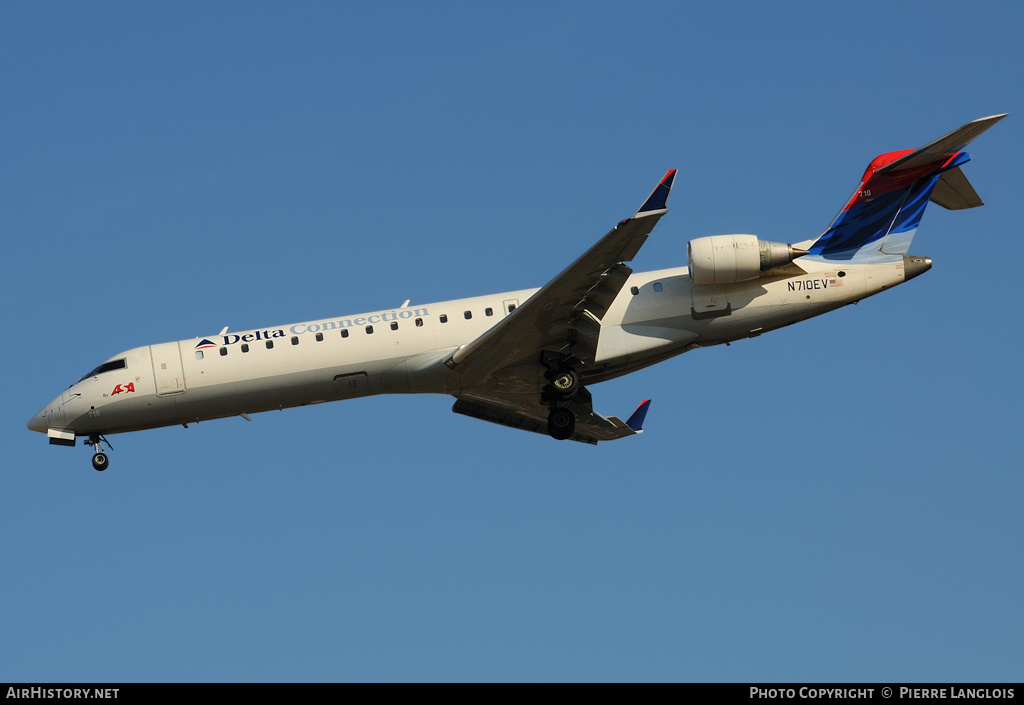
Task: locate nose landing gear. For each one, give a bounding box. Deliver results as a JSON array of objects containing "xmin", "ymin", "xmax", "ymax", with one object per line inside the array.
[{"xmin": 86, "ymin": 434, "xmax": 113, "ymax": 471}]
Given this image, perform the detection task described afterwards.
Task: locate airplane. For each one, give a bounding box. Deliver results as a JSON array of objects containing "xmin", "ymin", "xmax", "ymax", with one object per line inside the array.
[{"xmin": 28, "ymin": 115, "xmax": 1006, "ymax": 470}]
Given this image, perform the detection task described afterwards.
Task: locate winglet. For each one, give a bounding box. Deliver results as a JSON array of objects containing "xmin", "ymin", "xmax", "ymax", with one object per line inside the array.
[
  {"xmin": 625, "ymin": 399, "xmax": 651, "ymax": 432},
  {"xmin": 636, "ymin": 170, "xmax": 677, "ymax": 217}
]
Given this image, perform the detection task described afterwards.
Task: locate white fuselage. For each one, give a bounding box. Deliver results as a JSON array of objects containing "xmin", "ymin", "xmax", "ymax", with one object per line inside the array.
[{"xmin": 28, "ymin": 257, "xmax": 913, "ymax": 440}]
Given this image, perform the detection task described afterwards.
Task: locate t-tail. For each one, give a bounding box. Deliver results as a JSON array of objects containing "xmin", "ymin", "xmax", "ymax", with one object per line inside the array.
[{"xmin": 806, "ymin": 114, "xmax": 1007, "ymax": 262}]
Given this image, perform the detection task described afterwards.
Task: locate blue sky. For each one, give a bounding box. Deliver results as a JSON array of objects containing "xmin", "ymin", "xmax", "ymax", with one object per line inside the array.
[{"xmin": 3, "ymin": 1, "xmax": 1022, "ymax": 682}]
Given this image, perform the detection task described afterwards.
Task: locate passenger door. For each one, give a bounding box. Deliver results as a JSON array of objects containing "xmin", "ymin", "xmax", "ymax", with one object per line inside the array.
[{"xmin": 150, "ymin": 342, "xmax": 186, "ymax": 396}]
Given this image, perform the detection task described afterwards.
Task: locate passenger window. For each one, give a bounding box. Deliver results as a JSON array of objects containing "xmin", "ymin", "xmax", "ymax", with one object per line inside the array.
[
  {"xmin": 485, "ymin": 307, "xmax": 493, "ymax": 316},
  {"xmin": 266, "ymin": 340, "xmax": 274, "ymax": 349},
  {"xmin": 195, "ymin": 350, "xmax": 204, "ymax": 360},
  {"xmin": 366, "ymin": 325, "xmax": 373, "ymax": 334},
  {"xmin": 390, "ymin": 321, "xmax": 398, "ymax": 331},
  {"xmin": 315, "ymin": 332, "xmax": 324, "ymax": 342},
  {"xmin": 507, "ymin": 303, "xmax": 516, "ymax": 312},
  {"xmin": 653, "ymin": 282, "xmax": 663, "ymax": 292},
  {"xmin": 464, "ymin": 311, "xmax": 472, "ymax": 320},
  {"xmin": 291, "ymin": 336, "xmax": 299, "ymax": 346},
  {"xmin": 630, "ymin": 286, "xmax": 639, "ymax": 295},
  {"xmin": 220, "ymin": 347, "xmax": 227, "ymax": 356},
  {"xmin": 440, "ymin": 314, "xmax": 448, "ymax": 323},
  {"xmin": 341, "ymin": 329, "xmax": 349, "ymax": 339},
  {"xmin": 415, "ymin": 318, "xmax": 423, "ymax": 327},
  {"xmin": 241, "ymin": 344, "xmax": 249, "ymax": 353}
]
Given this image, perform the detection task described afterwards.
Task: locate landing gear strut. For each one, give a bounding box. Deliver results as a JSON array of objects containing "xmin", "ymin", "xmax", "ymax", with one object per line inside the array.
[{"xmin": 86, "ymin": 434, "xmax": 112, "ymax": 471}]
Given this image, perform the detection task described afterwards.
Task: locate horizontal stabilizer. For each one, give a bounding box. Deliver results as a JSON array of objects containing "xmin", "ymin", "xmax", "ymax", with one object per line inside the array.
[
  {"xmin": 879, "ymin": 114, "xmax": 1007, "ymax": 173},
  {"xmin": 930, "ymin": 166, "xmax": 983, "ymax": 210}
]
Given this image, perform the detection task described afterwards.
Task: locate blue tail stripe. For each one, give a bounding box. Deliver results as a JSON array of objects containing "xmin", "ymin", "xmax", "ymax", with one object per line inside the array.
[
  {"xmin": 890, "ymin": 174, "xmax": 940, "ymax": 233},
  {"xmin": 810, "ymin": 192, "xmax": 908, "ymax": 255},
  {"xmin": 810, "ymin": 150, "xmax": 973, "ymax": 259},
  {"xmin": 810, "ymin": 173, "xmax": 942, "ymax": 257}
]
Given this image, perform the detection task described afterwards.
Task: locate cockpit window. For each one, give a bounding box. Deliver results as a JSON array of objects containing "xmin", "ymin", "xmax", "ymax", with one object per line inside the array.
[{"xmin": 78, "ymin": 358, "xmax": 127, "ymax": 382}]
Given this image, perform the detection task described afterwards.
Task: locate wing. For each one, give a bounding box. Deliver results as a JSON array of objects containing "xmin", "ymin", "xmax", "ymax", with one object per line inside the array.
[
  {"xmin": 444, "ymin": 169, "xmax": 677, "ymax": 386},
  {"xmin": 446, "ymin": 170, "xmax": 675, "ymax": 443},
  {"xmin": 453, "ymin": 392, "xmax": 651, "ymax": 445}
]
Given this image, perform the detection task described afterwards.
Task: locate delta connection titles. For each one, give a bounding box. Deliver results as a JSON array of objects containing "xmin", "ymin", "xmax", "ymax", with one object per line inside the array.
[
  {"xmin": 750, "ymin": 687, "xmax": 1015, "ymax": 699},
  {"xmin": 208, "ymin": 307, "xmax": 430, "ymax": 347}
]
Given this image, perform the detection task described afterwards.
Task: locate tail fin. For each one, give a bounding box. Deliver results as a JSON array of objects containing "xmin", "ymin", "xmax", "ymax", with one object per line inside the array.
[{"xmin": 807, "ymin": 114, "xmax": 1006, "ymax": 261}]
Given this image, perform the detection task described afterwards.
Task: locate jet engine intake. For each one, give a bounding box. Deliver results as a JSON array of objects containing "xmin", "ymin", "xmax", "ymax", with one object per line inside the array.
[{"xmin": 687, "ymin": 234, "xmax": 808, "ymax": 284}]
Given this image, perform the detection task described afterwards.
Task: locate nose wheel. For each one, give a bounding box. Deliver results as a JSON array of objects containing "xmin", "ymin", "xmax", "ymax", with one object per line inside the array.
[{"xmin": 86, "ymin": 434, "xmax": 113, "ymax": 471}]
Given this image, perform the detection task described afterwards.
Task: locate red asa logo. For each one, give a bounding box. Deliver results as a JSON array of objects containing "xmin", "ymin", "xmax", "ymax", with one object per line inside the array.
[{"xmin": 111, "ymin": 383, "xmax": 136, "ymax": 395}]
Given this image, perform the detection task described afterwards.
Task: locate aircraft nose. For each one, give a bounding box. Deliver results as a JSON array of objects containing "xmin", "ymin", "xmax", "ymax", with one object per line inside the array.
[{"xmin": 27, "ymin": 409, "xmax": 48, "ymax": 433}]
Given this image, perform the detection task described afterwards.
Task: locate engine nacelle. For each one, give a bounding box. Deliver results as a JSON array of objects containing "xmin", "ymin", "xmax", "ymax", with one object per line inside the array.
[{"xmin": 687, "ymin": 234, "xmax": 806, "ymax": 284}]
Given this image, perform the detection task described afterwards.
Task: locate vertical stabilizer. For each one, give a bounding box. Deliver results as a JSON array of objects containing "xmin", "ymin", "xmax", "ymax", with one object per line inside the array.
[{"xmin": 807, "ymin": 114, "xmax": 1006, "ymax": 260}]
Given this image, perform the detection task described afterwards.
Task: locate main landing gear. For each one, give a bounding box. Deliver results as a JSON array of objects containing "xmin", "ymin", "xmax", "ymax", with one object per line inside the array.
[
  {"xmin": 86, "ymin": 434, "xmax": 113, "ymax": 471},
  {"xmin": 547, "ymin": 407, "xmax": 575, "ymax": 440},
  {"xmin": 544, "ymin": 361, "xmax": 581, "ymax": 441},
  {"xmin": 548, "ymin": 366, "xmax": 580, "ymax": 400}
]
